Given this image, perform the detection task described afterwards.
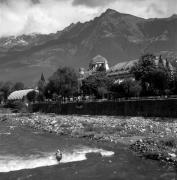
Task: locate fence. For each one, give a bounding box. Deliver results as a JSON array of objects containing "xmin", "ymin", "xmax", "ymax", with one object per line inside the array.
[
  {"xmin": 31, "ymin": 102, "xmax": 62, "ymax": 114},
  {"xmin": 30, "ymin": 98, "xmax": 177, "ymax": 118}
]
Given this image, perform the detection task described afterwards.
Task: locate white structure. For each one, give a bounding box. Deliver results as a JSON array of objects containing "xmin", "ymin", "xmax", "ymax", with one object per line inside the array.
[{"xmin": 8, "ymin": 89, "xmax": 38, "ymax": 101}]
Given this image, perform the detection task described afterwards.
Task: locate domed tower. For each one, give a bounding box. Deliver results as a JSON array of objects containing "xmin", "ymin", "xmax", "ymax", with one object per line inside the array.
[{"xmin": 89, "ymin": 55, "xmax": 109, "ymax": 72}]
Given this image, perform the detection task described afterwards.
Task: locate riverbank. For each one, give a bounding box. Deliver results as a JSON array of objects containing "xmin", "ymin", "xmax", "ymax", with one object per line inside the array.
[{"xmin": 1, "ymin": 113, "xmax": 177, "ymax": 166}]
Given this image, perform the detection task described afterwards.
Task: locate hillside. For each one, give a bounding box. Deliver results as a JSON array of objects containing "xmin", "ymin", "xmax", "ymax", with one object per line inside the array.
[{"xmin": 0, "ymin": 9, "xmax": 177, "ymax": 85}]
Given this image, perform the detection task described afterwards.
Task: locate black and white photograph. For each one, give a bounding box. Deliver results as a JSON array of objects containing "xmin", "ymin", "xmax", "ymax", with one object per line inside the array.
[{"xmin": 0, "ymin": 0, "xmax": 177, "ymax": 179}]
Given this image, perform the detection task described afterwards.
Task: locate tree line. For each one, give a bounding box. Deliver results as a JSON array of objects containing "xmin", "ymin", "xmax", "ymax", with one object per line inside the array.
[
  {"xmin": 0, "ymin": 82, "xmax": 25, "ymax": 103},
  {"xmin": 37, "ymin": 53, "xmax": 177, "ymax": 101},
  {"xmin": 1, "ymin": 53, "xmax": 177, "ymax": 104}
]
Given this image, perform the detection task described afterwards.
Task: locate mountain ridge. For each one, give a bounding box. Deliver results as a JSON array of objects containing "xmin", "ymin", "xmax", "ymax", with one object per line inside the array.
[{"xmin": 0, "ymin": 9, "xmax": 177, "ymax": 85}]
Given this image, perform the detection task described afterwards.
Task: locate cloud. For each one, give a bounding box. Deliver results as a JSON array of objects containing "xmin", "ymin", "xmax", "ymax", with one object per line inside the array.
[
  {"xmin": 0, "ymin": 0, "xmax": 176, "ymax": 37},
  {"xmin": 0, "ymin": 0, "xmax": 39, "ymax": 6},
  {"xmin": 146, "ymin": 3, "xmax": 165, "ymax": 16},
  {"xmin": 31, "ymin": 0, "xmax": 40, "ymax": 4},
  {"xmin": 72, "ymin": 0, "xmax": 176, "ymax": 19},
  {"xmin": 102, "ymin": 0, "xmax": 177, "ymax": 18},
  {"xmin": 0, "ymin": 0, "xmax": 99, "ymax": 37},
  {"xmin": 72, "ymin": 0, "xmax": 117, "ymax": 7}
]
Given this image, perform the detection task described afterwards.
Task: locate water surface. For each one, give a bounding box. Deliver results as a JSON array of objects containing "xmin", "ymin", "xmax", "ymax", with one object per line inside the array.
[{"xmin": 0, "ymin": 120, "xmax": 176, "ymax": 180}]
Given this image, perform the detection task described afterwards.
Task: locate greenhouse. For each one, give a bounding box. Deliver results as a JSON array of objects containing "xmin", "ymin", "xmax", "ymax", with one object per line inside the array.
[{"xmin": 8, "ymin": 89, "xmax": 37, "ymax": 101}]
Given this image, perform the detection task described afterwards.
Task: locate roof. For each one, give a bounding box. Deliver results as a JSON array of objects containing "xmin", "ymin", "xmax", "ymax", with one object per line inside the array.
[
  {"xmin": 109, "ymin": 57, "xmax": 175, "ymax": 74},
  {"xmin": 90, "ymin": 55, "xmax": 108, "ymax": 64},
  {"xmin": 109, "ymin": 59, "xmax": 138, "ymax": 72},
  {"xmin": 8, "ymin": 89, "xmax": 38, "ymax": 100}
]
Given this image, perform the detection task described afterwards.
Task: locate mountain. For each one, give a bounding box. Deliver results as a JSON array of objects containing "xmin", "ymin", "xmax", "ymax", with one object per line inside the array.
[{"xmin": 0, "ymin": 9, "xmax": 177, "ymax": 86}]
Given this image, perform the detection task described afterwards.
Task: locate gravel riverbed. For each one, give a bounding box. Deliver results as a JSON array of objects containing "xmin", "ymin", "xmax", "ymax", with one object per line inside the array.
[{"xmin": 1, "ymin": 113, "xmax": 177, "ymax": 166}]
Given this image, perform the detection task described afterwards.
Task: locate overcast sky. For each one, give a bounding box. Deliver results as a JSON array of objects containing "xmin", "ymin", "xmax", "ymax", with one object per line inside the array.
[{"xmin": 0, "ymin": 0, "xmax": 176, "ymax": 37}]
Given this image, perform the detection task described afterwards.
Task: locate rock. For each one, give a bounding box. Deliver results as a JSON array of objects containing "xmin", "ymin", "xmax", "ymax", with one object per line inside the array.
[
  {"xmin": 0, "ymin": 116, "xmax": 8, "ymax": 122},
  {"xmin": 168, "ymin": 153, "xmax": 176, "ymax": 158},
  {"xmin": 144, "ymin": 152, "xmax": 160, "ymax": 160},
  {"xmin": 139, "ymin": 139, "xmax": 143, "ymax": 143}
]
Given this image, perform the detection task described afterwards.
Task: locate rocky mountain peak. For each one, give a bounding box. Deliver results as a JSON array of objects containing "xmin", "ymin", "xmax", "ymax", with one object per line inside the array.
[
  {"xmin": 0, "ymin": 9, "xmax": 176, "ymax": 85},
  {"xmin": 103, "ymin": 8, "xmax": 119, "ymax": 15},
  {"xmin": 170, "ymin": 14, "xmax": 177, "ymax": 19},
  {"xmin": 99, "ymin": 8, "xmax": 123, "ymax": 21}
]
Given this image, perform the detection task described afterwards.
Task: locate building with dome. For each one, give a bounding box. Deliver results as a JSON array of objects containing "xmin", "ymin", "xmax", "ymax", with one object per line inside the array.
[
  {"xmin": 89, "ymin": 55, "xmax": 109, "ymax": 72},
  {"xmin": 78, "ymin": 55, "xmax": 110, "ymax": 80},
  {"xmin": 78, "ymin": 54, "xmax": 176, "ymax": 85}
]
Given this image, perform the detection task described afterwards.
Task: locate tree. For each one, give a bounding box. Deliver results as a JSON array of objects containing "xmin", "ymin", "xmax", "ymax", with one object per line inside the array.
[
  {"xmin": 81, "ymin": 73, "xmax": 113, "ymax": 98},
  {"xmin": 27, "ymin": 90, "xmax": 37, "ymax": 102},
  {"xmin": 38, "ymin": 73, "xmax": 46, "ymax": 92},
  {"xmin": 131, "ymin": 54, "xmax": 156, "ymax": 81},
  {"xmin": 46, "ymin": 67, "xmax": 78, "ymax": 98},
  {"xmin": 97, "ymin": 87, "xmax": 108, "ymax": 98},
  {"xmin": 150, "ymin": 68, "xmax": 169, "ymax": 95},
  {"xmin": 37, "ymin": 73, "xmax": 46, "ymax": 101},
  {"xmin": 0, "ymin": 81, "xmax": 13, "ymax": 101},
  {"xmin": 125, "ymin": 80, "xmax": 142, "ymax": 97},
  {"xmin": 110, "ymin": 81, "xmax": 126, "ymax": 98},
  {"xmin": 110, "ymin": 79, "xmax": 142, "ymax": 98},
  {"xmin": 169, "ymin": 73, "xmax": 177, "ymax": 95},
  {"xmin": 131, "ymin": 54, "xmax": 170, "ymax": 96}
]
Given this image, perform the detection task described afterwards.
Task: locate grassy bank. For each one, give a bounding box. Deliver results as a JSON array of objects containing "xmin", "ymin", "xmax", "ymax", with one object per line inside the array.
[{"xmin": 1, "ymin": 113, "xmax": 177, "ymax": 166}]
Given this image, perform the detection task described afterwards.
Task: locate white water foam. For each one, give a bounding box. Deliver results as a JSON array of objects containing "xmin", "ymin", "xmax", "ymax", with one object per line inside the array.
[
  {"xmin": 0, "ymin": 148, "xmax": 114, "ymax": 172},
  {"xmin": 0, "ymin": 132, "xmax": 11, "ymax": 135},
  {"xmin": 76, "ymin": 147, "xmax": 115, "ymax": 157},
  {"xmin": 0, "ymin": 154, "xmax": 58, "ymax": 172}
]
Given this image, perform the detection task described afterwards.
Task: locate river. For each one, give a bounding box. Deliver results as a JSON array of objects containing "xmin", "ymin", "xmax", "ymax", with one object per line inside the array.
[{"xmin": 0, "ymin": 120, "xmax": 176, "ymax": 180}]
